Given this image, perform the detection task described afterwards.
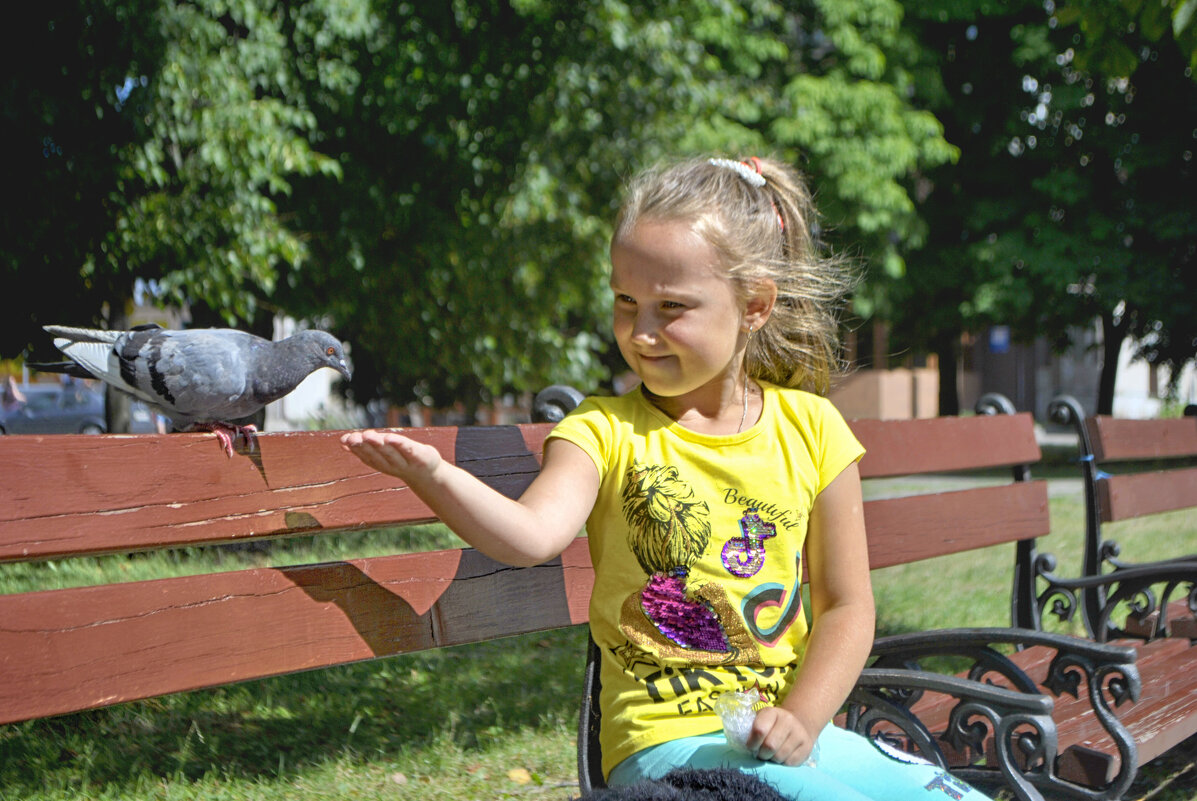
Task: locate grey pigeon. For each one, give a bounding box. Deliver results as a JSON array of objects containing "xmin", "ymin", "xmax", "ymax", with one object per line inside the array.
[{"xmin": 32, "ymin": 323, "xmax": 351, "ymax": 455}]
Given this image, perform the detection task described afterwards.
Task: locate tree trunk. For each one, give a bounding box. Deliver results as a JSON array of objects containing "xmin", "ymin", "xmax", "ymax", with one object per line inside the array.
[
  {"xmin": 935, "ymin": 334, "xmax": 961, "ymax": 416},
  {"xmin": 1096, "ymin": 309, "xmax": 1125, "ymax": 416},
  {"xmin": 104, "ymin": 304, "xmax": 133, "ymax": 434}
]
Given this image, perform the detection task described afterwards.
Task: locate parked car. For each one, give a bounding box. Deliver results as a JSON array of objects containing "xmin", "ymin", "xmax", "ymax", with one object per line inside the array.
[{"xmin": 0, "ymin": 383, "xmax": 160, "ymax": 435}]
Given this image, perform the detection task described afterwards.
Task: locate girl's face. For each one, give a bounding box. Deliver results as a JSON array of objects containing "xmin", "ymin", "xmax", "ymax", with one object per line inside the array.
[{"xmin": 610, "ymin": 220, "xmax": 750, "ymax": 410}]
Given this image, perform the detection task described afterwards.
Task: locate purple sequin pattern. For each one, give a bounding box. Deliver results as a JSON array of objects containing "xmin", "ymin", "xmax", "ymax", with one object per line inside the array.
[
  {"xmin": 721, "ymin": 509, "xmax": 776, "ymax": 578},
  {"xmin": 640, "ymin": 568, "xmax": 729, "ymax": 652}
]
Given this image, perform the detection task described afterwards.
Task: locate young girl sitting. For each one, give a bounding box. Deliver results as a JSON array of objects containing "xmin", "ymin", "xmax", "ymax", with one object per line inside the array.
[{"xmin": 341, "ymin": 155, "xmax": 993, "ymax": 801}]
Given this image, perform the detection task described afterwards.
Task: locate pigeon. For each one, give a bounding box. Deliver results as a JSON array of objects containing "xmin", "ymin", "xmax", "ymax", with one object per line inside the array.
[{"xmin": 30, "ymin": 323, "xmax": 351, "ymax": 456}]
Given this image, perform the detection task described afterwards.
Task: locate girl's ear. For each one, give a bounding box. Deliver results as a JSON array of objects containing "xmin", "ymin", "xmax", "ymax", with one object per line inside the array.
[{"xmin": 744, "ymin": 279, "xmax": 778, "ymax": 332}]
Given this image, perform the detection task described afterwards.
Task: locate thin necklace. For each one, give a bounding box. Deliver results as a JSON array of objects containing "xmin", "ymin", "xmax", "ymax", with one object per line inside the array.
[
  {"xmin": 738, "ymin": 325, "xmax": 755, "ymax": 433},
  {"xmin": 737, "ymin": 370, "xmax": 749, "ymax": 433}
]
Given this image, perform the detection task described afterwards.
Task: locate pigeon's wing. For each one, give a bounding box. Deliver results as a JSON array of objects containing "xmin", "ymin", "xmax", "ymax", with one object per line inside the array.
[{"xmin": 123, "ymin": 329, "xmax": 263, "ymax": 422}]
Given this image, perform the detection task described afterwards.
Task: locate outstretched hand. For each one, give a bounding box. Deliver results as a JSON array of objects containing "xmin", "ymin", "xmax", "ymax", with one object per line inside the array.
[
  {"xmin": 340, "ymin": 429, "xmax": 444, "ymax": 483},
  {"xmin": 746, "ymin": 706, "xmax": 818, "ymax": 767}
]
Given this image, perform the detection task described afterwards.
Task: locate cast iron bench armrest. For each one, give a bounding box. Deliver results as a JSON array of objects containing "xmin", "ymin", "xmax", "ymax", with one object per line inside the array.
[
  {"xmin": 851, "ymin": 667, "xmax": 1056, "ymax": 801},
  {"xmin": 1047, "ymin": 395, "xmax": 1197, "ymax": 641},
  {"xmin": 870, "ymin": 627, "xmax": 1141, "ymax": 801},
  {"xmin": 872, "ymin": 628, "xmax": 1137, "ymax": 668},
  {"xmin": 1032, "ymin": 557, "xmax": 1197, "ymax": 642},
  {"xmin": 871, "ymin": 627, "xmax": 1139, "ymax": 702}
]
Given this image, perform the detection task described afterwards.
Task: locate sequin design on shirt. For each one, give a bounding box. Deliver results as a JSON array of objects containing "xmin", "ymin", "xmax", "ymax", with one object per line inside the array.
[
  {"xmin": 721, "ymin": 508, "xmax": 776, "ymax": 578},
  {"xmin": 618, "ymin": 461, "xmax": 759, "ymax": 665}
]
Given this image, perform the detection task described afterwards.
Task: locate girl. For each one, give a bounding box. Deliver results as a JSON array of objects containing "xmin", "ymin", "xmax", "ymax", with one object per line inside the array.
[{"xmin": 341, "ymin": 156, "xmax": 992, "ymax": 801}]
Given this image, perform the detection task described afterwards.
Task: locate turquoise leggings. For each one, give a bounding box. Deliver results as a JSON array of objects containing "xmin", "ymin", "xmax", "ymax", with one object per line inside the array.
[{"xmin": 607, "ymin": 724, "xmax": 994, "ymax": 801}]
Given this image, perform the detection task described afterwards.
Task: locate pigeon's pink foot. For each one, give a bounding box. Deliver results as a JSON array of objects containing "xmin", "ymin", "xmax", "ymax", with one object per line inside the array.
[
  {"xmin": 238, "ymin": 424, "xmax": 259, "ymax": 453},
  {"xmin": 194, "ymin": 422, "xmax": 258, "ymax": 457}
]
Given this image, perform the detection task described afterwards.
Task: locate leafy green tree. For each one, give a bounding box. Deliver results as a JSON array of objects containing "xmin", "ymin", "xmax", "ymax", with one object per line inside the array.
[
  {"xmin": 2, "ymin": 1, "xmax": 161, "ymax": 353},
  {"xmin": 889, "ymin": 1, "xmax": 1053, "ymax": 414},
  {"xmin": 3, "ymin": 0, "xmax": 370, "ymax": 429},
  {"xmin": 5, "ymin": 0, "xmax": 957, "ymax": 419},
  {"xmin": 1047, "ymin": 0, "xmax": 1197, "ymax": 406},
  {"xmin": 282, "ymin": 0, "xmax": 957, "ymax": 409},
  {"xmin": 1053, "ymin": 0, "xmax": 1197, "ymax": 75},
  {"xmin": 2, "ymin": 0, "xmax": 369, "ymax": 352},
  {"xmin": 894, "ymin": 1, "xmax": 1196, "ymax": 413}
]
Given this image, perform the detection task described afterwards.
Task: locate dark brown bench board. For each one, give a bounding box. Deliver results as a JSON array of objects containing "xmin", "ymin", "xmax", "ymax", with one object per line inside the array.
[
  {"xmin": 0, "ymin": 425, "xmax": 593, "ymax": 724},
  {"xmin": 873, "ymin": 634, "xmax": 1197, "ymax": 787}
]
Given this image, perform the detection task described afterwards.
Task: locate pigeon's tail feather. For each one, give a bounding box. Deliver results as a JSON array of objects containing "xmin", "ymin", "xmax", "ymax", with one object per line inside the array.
[
  {"xmin": 24, "ymin": 361, "xmax": 97, "ymax": 379},
  {"xmin": 53, "ymin": 339, "xmax": 125, "ymax": 386},
  {"xmin": 42, "ymin": 325, "xmax": 125, "ymax": 344}
]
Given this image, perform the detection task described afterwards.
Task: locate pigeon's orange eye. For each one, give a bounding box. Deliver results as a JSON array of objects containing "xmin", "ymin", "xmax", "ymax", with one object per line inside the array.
[{"xmin": 326, "ymin": 347, "xmax": 335, "ymax": 356}]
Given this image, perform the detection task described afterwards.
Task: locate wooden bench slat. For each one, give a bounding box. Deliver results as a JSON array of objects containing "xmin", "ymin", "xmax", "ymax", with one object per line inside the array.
[
  {"xmin": 851, "ymin": 414, "xmax": 1041, "ymax": 478},
  {"xmin": 1037, "ymin": 637, "xmax": 1197, "ymax": 770},
  {"xmin": 0, "ymin": 420, "xmax": 1052, "ymax": 726},
  {"xmin": 0, "ymin": 538, "xmax": 594, "ymax": 725},
  {"xmin": 1097, "ymin": 468, "xmax": 1197, "ymax": 522},
  {"xmin": 1087, "ymin": 416, "xmax": 1197, "ymax": 462},
  {"xmin": 0, "ymin": 416, "xmax": 1042, "ymax": 564},
  {"xmin": 862, "ymin": 481, "xmax": 1050, "ymax": 569},
  {"xmin": 0, "ymin": 425, "xmax": 552, "ymax": 563},
  {"xmin": 1107, "ymin": 644, "xmax": 1197, "ymax": 763}
]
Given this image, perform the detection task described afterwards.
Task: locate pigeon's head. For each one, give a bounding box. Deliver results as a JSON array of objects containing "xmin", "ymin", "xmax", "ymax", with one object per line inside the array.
[{"xmin": 300, "ymin": 331, "xmax": 352, "ymax": 381}]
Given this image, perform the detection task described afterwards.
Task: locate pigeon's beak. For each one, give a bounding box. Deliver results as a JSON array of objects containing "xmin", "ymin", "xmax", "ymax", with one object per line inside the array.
[{"xmin": 336, "ymin": 360, "xmax": 352, "ymax": 381}]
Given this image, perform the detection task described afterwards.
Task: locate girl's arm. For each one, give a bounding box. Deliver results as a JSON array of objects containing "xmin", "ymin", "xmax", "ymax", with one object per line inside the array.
[
  {"xmin": 341, "ymin": 430, "xmax": 600, "ymax": 566},
  {"xmin": 747, "ymin": 461, "xmax": 875, "ymax": 765}
]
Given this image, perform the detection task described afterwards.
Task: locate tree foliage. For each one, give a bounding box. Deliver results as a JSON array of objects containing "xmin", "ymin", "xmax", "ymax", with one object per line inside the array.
[
  {"xmin": 1053, "ymin": 0, "xmax": 1197, "ymax": 75},
  {"xmin": 892, "ymin": 0, "xmax": 1197, "ymax": 412},
  {"xmin": 280, "ymin": 0, "xmax": 957, "ymax": 407},
  {"xmin": 2, "ymin": 0, "xmax": 370, "ymax": 354},
  {"xmin": 0, "ymin": 0, "xmax": 963, "ymax": 413}
]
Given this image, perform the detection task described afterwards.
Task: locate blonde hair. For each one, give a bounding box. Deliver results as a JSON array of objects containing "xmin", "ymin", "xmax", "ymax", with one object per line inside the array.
[{"xmin": 613, "ymin": 156, "xmax": 856, "ymax": 395}]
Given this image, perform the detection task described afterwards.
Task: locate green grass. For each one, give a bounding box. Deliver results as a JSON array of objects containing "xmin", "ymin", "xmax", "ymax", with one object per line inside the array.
[
  {"xmin": 0, "ymin": 525, "xmax": 461, "ymax": 596},
  {"xmin": 1, "ymin": 476, "xmax": 1195, "ymax": 800},
  {"xmin": 0, "ymin": 628, "xmax": 588, "ymax": 801}
]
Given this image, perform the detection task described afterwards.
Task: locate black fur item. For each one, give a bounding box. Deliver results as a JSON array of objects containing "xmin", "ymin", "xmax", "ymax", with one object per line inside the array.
[{"xmin": 574, "ymin": 767, "xmax": 789, "ymax": 801}]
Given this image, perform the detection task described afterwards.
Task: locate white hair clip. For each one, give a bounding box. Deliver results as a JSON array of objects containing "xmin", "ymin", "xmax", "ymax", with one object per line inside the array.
[{"xmin": 708, "ymin": 158, "xmax": 766, "ymax": 187}]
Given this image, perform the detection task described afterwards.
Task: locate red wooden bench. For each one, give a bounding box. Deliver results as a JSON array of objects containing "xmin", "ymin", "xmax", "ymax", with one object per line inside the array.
[
  {"xmin": 1047, "ymin": 396, "xmax": 1197, "ymax": 642},
  {"xmin": 0, "ymin": 423, "xmax": 591, "ymax": 723},
  {"xmin": 0, "ymin": 394, "xmax": 1189, "ymax": 801}
]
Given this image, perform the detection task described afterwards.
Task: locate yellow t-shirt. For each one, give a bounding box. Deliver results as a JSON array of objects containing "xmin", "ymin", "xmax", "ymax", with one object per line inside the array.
[{"xmin": 549, "ymin": 382, "xmax": 865, "ymax": 777}]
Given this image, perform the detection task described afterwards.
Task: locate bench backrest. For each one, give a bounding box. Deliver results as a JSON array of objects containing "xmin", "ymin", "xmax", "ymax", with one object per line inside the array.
[
  {"xmin": 1046, "ymin": 397, "xmax": 1197, "ymax": 639},
  {"xmin": 0, "ymin": 410, "xmax": 1046, "ymax": 725},
  {"xmin": 1085, "ymin": 415, "xmax": 1197, "ymax": 524}
]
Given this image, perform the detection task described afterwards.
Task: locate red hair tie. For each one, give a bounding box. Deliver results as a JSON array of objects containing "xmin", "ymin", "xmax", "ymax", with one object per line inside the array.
[{"xmin": 743, "ymin": 157, "xmax": 785, "ymax": 232}]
